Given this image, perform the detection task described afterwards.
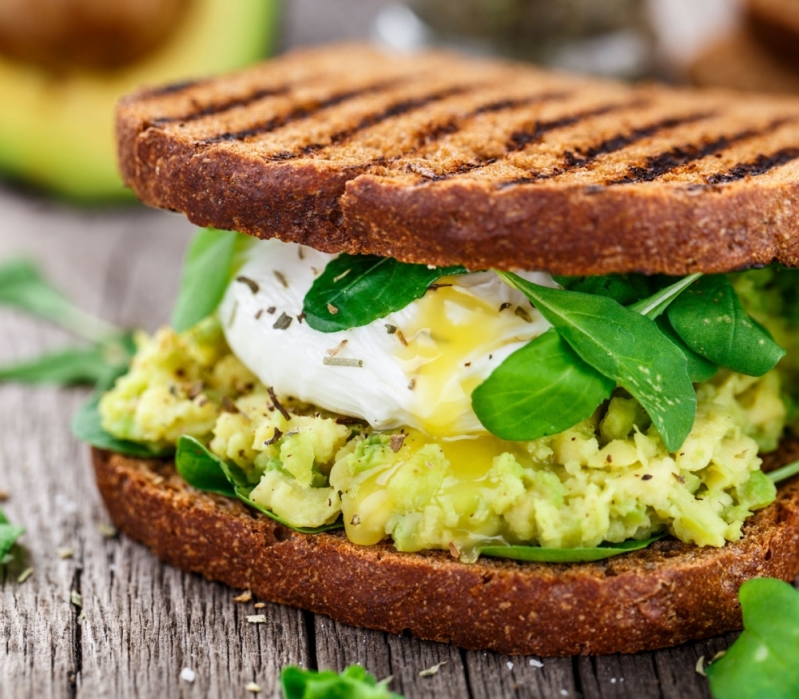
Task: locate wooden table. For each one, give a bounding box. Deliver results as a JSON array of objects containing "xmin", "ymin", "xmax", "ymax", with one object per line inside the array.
[{"xmin": 0, "ymin": 3, "xmax": 794, "ymax": 697}]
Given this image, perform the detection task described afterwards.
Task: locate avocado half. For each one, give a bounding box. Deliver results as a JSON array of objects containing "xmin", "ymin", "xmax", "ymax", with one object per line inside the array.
[{"xmin": 0, "ymin": 0, "xmax": 280, "ymax": 202}]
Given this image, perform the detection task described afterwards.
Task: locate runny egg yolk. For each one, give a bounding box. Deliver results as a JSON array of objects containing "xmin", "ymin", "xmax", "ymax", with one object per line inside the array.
[{"xmin": 393, "ymin": 277, "xmax": 537, "ymax": 437}]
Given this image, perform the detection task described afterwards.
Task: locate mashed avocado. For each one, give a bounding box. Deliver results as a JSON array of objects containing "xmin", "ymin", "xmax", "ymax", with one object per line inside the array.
[{"xmin": 99, "ymin": 314, "xmax": 786, "ymax": 560}]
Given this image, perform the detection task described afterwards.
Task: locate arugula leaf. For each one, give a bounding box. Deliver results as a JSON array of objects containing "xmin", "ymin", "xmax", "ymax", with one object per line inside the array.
[
  {"xmin": 71, "ymin": 392, "xmax": 173, "ymax": 459},
  {"xmin": 629, "ymin": 274, "xmax": 702, "ymax": 319},
  {"xmin": 706, "ymin": 578, "xmax": 799, "ymax": 699},
  {"xmin": 554, "ymin": 273, "xmax": 653, "ymax": 305},
  {"xmin": 499, "ymin": 272, "xmax": 696, "ymax": 452},
  {"xmin": 176, "ymin": 436, "xmax": 343, "ymax": 534},
  {"xmin": 656, "ymin": 317, "xmax": 718, "ymax": 383},
  {"xmin": 667, "ymin": 275, "xmax": 785, "ymax": 376},
  {"xmin": 479, "ymin": 534, "xmax": 665, "ymax": 563},
  {"xmin": 472, "ymin": 329, "xmax": 614, "ymax": 441},
  {"xmin": 767, "ymin": 460, "xmax": 799, "ymax": 484},
  {"xmin": 0, "ymin": 507, "xmax": 25, "ymax": 563},
  {"xmin": 281, "ymin": 665, "xmax": 402, "ymax": 699},
  {"xmin": 171, "ymin": 228, "xmax": 241, "ymax": 332},
  {"xmin": 0, "ymin": 259, "xmax": 116, "ymax": 342},
  {"xmin": 303, "ymin": 254, "xmax": 467, "ymax": 333},
  {"xmin": 0, "ymin": 333, "xmax": 135, "ymax": 386}
]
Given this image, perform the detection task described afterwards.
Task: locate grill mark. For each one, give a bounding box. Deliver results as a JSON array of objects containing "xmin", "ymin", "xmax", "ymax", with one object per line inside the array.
[
  {"xmin": 496, "ymin": 111, "xmax": 715, "ymax": 188},
  {"xmin": 417, "ymin": 98, "xmax": 646, "ymax": 184},
  {"xmin": 203, "ymin": 80, "xmax": 403, "ymax": 144},
  {"xmin": 410, "ymin": 91, "xmax": 570, "ymax": 149},
  {"xmin": 608, "ymin": 117, "xmax": 795, "ymax": 185},
  {"xmin": 152, "ymin": 86, "xmax": 292, "ymax": 126},
  {"xmin": 706, "ymin": 148, "xmax": 799, "ymax": 184},
  {"xmin": 139, "ymin": 78, "xmax": 205, "ymax": 99}
]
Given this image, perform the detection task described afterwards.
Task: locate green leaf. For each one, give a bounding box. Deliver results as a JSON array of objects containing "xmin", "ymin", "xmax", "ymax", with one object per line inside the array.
[
  {"xmin": 303, "ymin": 254, "xmax": 467, "ymax": 333},
  {"xmin": 499, "ymin": 272, "xmax": 696, "ymax": 452},
  {"xmin": 479, "ymin": 534, "xmax": 665, "ymax": 563},
  {"xmin": 281, "ymin": 665, "xmax": 402, "ymax": 699},
  {"xmin": 0, "ymin": 259, "xmax": 116, "ymax": 342},
  {"xmin": 472, "ymin": 329, "xmax": 614, "ymax": 441},
  {"xmin": 0, "ymin": 507, "xmax": 24, "ymax": 562},
  {"xmin": 629, "ymin": 274, "xmax": 702, "ymax": 319},
  {"xmin": 0, "ymin": 333, "xmax": 135, "ymax": 386},
  {"xmin": 175, "ymin": 435, "xmax": 236, "ymax": 497},
  {"xmin": 707, "ymin": 578, "xmax": 799, "ymax": 699},
  {"xmin": 176, "ymin": 436, "xmax": 343, "ymax": 534},
  {"xmin": 667, "ymin": 275, "xmax": 785, "ymax": 376},
  {"xmin": 171, "ymin": 228, "xmax": 241, "ymax": 332},
  {"xmin": 656, "ymin": 317, "xmax": 718, "ymax": 383},
  {"xmin": 71, "ymin": 391, "xmax": 172, "ymax": 459},
  {"xmin": 767, "ymin": 460, "xmax": 799, "ymax": 484},
  {"xmin": 554, "ymin": 273, "xmax": 653, "ymax": 305}
]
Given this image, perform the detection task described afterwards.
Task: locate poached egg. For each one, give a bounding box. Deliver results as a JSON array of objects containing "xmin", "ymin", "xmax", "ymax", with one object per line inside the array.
[{"xmin": 219, "ymin": 239, "xmax": 552, "ymax": 437}]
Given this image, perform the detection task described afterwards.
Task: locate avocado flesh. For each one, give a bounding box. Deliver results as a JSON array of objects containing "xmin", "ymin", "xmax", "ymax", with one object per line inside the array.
[{"xmin": 0, "ymin": 0, "xmax": 280, "ymax": 201}]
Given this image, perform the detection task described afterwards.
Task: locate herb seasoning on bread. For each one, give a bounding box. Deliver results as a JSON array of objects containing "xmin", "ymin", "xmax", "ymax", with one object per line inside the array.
[{"xmin": 78, "ymin": 44, "xmax": 799, "ymax": 656}]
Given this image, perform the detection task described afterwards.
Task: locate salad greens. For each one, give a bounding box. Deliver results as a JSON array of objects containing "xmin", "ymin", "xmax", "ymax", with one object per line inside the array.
[
  {"xmin": 171, "ymin": 227, "xmax": 243, "ymax": 332},
  {"xmin": 303, "ymin": 254, "xmax": 466, "ymax": 333},
  {"xmin": 0, "ymin": 508, "xmax": 25, "ymax": 565},
  {"xmin": 495, "ymin": 272, "xmax": 697, "ymax": 452},
  {"xmin": 176, "ymin": 436, "xmax": 342, "ymax": 534},
  {"xmin": 707, "ymin": 578, "xmax": 799, "ymax": 699},
  {"xmin": 667, "ymin": 275, "xmax": 785, "ymax": 376},
  {"xmin": 479, "ymin": 534, "xmax": 665, "ymax": 563},
  {"xmin": 472, "ymin": 329, "xmax": 614, "ymax": 441},
  {"xmin": 281, "ymin": 664, "xmax": 402, "ymax": 699}
]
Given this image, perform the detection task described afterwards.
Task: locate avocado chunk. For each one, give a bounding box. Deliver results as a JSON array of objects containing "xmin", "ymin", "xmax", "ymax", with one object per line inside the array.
[{"xmin": 0, "ymin": 0, "xmax": 280, "ymax": 201}]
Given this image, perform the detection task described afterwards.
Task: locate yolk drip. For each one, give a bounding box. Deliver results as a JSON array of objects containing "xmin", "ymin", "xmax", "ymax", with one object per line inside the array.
[{"xmin": 393, "ymin": 279, "xmax": 538, "ymax": 437}]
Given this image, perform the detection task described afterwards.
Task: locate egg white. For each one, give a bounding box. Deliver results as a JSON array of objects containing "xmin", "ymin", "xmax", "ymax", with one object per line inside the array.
[{"xmin": 219, "ymin": 238, "xmax": 552, "ymax": 436}]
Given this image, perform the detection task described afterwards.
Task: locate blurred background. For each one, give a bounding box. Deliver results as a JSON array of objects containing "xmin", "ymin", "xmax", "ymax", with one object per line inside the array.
[{"xmin": 0, "ymin": 0, "xmax": 795, "ymax": 204}]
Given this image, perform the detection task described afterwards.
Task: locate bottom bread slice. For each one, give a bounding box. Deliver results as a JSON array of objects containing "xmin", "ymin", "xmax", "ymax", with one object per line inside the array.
[{"xmin": 92, "ymin": 447, "xmax": 799, "ymax": 656}]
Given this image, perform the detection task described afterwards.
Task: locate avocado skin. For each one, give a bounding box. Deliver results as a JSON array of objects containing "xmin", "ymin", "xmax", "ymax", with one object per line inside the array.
[{"xmin": 0, "ymin": 0, "xmax": 281, "ymax": 203}]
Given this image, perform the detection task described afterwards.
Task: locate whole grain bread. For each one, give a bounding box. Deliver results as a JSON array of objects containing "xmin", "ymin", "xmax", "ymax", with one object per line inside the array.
[
  {"xmin": 117, "ymin": 44, "xmax": 799, "ymax": 276},
  {"xmin": 92, "ymin": 443, "xmax": 799, "ymax": 657}
]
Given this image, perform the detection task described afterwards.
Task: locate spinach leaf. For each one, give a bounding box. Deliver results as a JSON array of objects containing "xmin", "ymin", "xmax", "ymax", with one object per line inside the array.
[
  {"xmin": 0, "ymin": 259, "xmax": 116, "ymax": 342},
  {"xmin": 281, "ymin": 664, "xmax": 402, "ymax": 699},
  {"xmin": 656, "ymin": 317, "xmax": 718, "ymax": 383},
  {"xmin": 472, "ymin": 329, "xmax": 614, "ymax": 441},
  {"xmin": 176, "ymin": 436, "xmax": 343, "ymax": 534},
  {"xmin": 171, "ymin": 228, "xmax": 241, "ymax": 332},
  {"xmin": 706, "ymin": 578, "xmax": 799, "ymax": 699},
  {"xmin": 499, "ymin": 272, "xmax": 696, "ymax": 452},
  {"xmin": 554, "ymin": 273, "xmax": 653, "ymax": 305},
  {"xmin": 71, "ymin": 392, "xmax": 173, "ymax": 459},
  {"xmin": 767, "ymin": 460, "xmax": 799, "ymax": 484},
  {"xmin": 303, "ymin": 254, "xmax": 467, "ymax": 333},
  {"xmin": 0, "ymin": 508, "xmax": 25, "ymax": 563},
  {"xmin": 667, "ymin": 275, "xmax": 785, "ymax": 376},
  {"xmin": 479, "ymin": 534, "xmax": 664, "ymax": 563}
]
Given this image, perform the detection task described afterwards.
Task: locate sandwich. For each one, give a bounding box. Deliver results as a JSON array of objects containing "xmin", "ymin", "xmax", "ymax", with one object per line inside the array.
[{"xmin": 79, "ymin": 43, "xmax": 799, "ymax": 657}]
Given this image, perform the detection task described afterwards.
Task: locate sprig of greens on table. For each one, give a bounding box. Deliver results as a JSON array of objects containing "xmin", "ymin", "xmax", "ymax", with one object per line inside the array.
[
  {"xmin": 280, "ymin": 664, "xmax": 402, "ymax": 699},
  {"xmin": 0, "ymin": 507, "xmax": 25, "ymax": 565}
]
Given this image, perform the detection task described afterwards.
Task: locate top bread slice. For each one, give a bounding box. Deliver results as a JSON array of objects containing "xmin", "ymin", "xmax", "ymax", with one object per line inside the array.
[
  {"xmin": 117, "ymin": 43, "xmax": 799, "ymax": 276},
  {"xmin": 748, "ymin": 0, "xmax": 799, "ymax": 64}
]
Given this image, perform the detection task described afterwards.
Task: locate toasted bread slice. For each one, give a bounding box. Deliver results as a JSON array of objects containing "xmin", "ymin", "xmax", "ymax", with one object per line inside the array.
[
  {"xmin": 93, "ymin": 443, "xmax": 799, "ymax": 657},
  {"xmin": 117, "ymin": 44, "xmax": 799, "ymax": 277}
]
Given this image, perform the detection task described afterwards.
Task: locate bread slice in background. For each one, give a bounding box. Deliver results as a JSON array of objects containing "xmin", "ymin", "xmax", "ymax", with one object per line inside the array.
[
  {"xmin": 93, "ymin": 446, "xmax": 799, "ymax": 657},
  {"xmin": 748, "ymin": 0, "xmax": 799, "ymax": 65},
  {"xmin": 118, "ymin": 44, "xmax": 799, "ymax": 278}
]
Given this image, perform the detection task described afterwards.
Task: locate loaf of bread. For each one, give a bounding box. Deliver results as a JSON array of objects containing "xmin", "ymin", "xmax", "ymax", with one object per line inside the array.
[{"xmin": 118, "ymin": 44, "xmax": 799, "ymax": 277}]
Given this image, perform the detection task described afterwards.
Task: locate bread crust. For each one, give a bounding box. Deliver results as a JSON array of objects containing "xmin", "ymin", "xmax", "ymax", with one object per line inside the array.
[
  {"xmin": 92, "ymin": 445, "xmax": 799, "ymax": 656},
  {"xmin": 116, "ymin": 44, "xmax": 799, "ymax": 276}
]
